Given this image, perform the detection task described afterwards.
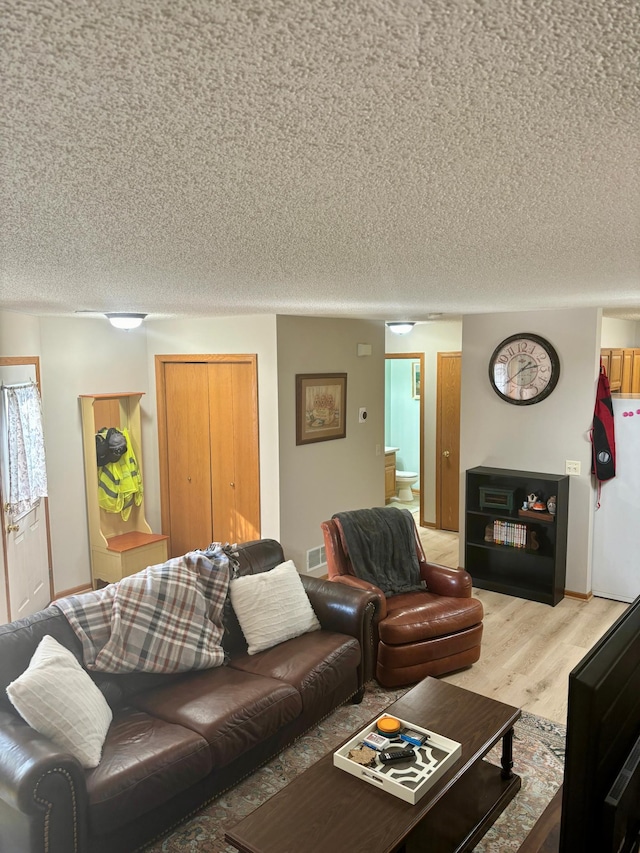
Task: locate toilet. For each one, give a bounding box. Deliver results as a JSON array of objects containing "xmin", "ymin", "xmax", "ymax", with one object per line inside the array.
[{"xmin": 396, "ymin": 471, "xmax": 418, "ymax": 502}]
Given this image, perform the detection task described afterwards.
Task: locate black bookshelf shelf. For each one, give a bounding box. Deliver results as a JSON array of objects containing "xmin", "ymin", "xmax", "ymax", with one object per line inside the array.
[{"xmin": 465, "ymin": 467, "xmax": 569, "ymax": 606}]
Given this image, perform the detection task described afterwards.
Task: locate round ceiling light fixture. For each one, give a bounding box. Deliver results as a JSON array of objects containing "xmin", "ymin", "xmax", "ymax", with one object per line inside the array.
[
  {"xmin": 105, "ymin": 313, "xmax": 147, "ymax": 330},
  {"xmin": 385, "ymin": 321, "xmax": 416, "ymax": 335}
]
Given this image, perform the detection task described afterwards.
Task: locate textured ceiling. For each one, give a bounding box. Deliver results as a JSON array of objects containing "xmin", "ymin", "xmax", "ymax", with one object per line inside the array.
[{"xmin": 1, "ymin": 0, "xmax": 639, "ymax": 321}]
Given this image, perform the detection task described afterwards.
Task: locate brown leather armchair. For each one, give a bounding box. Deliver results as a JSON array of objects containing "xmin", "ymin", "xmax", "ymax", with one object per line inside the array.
[{"xmin": 321, "ymin": 513, "xmax": 484, "ymax": 688}]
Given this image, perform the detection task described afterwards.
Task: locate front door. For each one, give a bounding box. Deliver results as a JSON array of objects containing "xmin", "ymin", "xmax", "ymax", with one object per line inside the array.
[{"xmin": 0, "ymin": 358, "xmax": 53, "ymax": 622}]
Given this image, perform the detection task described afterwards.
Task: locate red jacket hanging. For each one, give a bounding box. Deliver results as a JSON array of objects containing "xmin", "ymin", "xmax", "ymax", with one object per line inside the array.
[{"xmin": 591, "ymin": 363, "xmax": 616, "ymax": 484}]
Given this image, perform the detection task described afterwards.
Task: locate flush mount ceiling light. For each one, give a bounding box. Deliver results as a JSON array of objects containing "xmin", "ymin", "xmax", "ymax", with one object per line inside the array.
[
  {"xmin": 105, "ymin": 313, "xmax": 147, "ymax": 330},
  {"xmin": 385, "ymin": 321, "xmax": 416, "ymax": 335}
]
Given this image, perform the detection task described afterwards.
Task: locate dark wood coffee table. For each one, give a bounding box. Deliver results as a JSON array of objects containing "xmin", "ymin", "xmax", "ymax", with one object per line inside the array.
[{"xmin": 226, "ymin": 677, "xmax": 521, "ymax": 853}]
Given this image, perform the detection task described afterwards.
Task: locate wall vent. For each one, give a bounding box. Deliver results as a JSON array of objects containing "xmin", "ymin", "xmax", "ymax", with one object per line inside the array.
[{"xmin": 306, "ymin": 544, "xmax": 327, "ymax": 577}]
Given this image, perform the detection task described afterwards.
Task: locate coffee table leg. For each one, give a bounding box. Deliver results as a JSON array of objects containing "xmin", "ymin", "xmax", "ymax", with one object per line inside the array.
[{"xmin": 500, "ymin": 727, "xmax": 514, "ymax": 779}]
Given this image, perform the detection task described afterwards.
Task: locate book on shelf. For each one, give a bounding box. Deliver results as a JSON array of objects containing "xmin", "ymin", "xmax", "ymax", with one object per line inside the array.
[{"xmin": 492, "ymin": 520, "xmax": 527, "ymax": 548}]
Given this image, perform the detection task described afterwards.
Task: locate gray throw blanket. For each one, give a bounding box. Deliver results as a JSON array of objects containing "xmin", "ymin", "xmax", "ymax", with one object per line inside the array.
[{"xmin": 332, "ymin": 507, "xmax": 424, "ymax": 597}]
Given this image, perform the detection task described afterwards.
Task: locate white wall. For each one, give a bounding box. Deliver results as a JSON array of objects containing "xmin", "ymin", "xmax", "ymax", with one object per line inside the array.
[
  {"xmin": 460, "ymin": 308, "xmax": 601, "ymax": 595},
  {"xmin": 601, "ymin": 317, "xmax": 640, "ymax": 348},
  {"xmin": 386, "ymin": 319, "xmax": 462, "ymax": 523},
  {"xmin": 143, "ymin": 316, "xmax": 280, "ymax": 539},
  {"xmin": 276, "ymin": 316, "xmax": 385, "ymax": 572},
  {"xmin": 39, "ymin": 317, "xmax": 149, "ymax": 593}
]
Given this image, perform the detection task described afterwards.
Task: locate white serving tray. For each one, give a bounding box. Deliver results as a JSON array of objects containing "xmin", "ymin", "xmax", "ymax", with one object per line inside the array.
[{"xmin": 333, "ymin": 715, "xmax": 462, "ymax": 805}]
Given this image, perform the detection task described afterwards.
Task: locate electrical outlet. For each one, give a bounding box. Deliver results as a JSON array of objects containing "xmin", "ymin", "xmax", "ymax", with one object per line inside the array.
[
  {"xmin": 358, "ymin": 407, "xmax": 368, "ymax": 423},
  {"xmin": 565, "ymin": 460, "xmax": 581, "ymax": 476}
]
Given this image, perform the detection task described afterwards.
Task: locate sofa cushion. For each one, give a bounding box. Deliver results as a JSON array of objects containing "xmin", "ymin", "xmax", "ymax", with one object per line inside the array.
[
  {"xmin": 230, "ymin": 630, "xmax": 361, "ymax": 713},
  {"xmin": 86, "ymin": 708, "xmax": 212, "ymax": 835},
  {"xmin": 6, "ymin": 634, "xmax": 113, "ymax": 768},
  {"xmin": 131, "ymin": 666, "xmax": 302, "ymax": 767},
  {"xmin": 229, "ymin": 559, "xmax": 320, "ymax": 654}
]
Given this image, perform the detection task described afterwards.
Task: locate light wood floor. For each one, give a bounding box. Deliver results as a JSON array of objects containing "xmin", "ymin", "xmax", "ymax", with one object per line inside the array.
[{"xmin": 418, "ymin": 523, "xmax": 629, "ymax": 725}]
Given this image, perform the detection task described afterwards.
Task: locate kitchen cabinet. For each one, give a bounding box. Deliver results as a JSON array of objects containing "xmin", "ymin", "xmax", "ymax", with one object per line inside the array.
[
  {"xmin": 601, "ymin": 347, "xmax": 640, "ymax": 393},
  {"xmin": 385, "ymin": 449, "xmax": 397, "ymax": 502}
]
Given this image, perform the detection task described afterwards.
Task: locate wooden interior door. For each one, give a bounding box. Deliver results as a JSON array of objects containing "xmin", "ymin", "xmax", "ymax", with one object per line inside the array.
[
  {"xmin": 436, "ymin": 352, "xmax": 461, "ymax": 532},
  {"xmin": 157, "ymin": 355, "xmax": 260, "ymax": 557}
]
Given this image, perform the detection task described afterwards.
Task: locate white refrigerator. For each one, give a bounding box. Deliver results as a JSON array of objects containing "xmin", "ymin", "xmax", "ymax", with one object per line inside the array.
[{"xmin": 592, "ymin": 396, "xmax": 640, "ymax": 602}]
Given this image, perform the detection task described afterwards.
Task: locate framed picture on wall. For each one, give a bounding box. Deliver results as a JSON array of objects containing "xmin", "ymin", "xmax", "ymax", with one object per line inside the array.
[
  {"xmin": 412, "ymin": 361, "xmax": 421, "ymax": 399},
  {"xmin": 296, "ymin": 373, "xmax": 347, "ymax": 445}
]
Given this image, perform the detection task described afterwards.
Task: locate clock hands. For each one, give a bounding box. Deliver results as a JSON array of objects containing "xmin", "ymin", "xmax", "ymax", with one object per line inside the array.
[{"xmin": 509, "ymin": 358, "xmax": 538, "ymax": 384}]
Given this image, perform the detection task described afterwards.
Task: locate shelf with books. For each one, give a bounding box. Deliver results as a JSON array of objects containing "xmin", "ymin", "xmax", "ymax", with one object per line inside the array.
[{"xmin": 465, "ymin": 467, "xmax": 569, "ymax": 606}]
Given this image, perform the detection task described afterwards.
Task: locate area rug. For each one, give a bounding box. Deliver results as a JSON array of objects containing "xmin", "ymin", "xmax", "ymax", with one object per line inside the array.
[{"xmin": 141, "ymin": 683, "xmax": 566, "ymax": 853}]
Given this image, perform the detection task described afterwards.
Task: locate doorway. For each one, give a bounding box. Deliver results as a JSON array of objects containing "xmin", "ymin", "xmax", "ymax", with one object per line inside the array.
[
  {"xmin": 156, "ymin": 354, "xmax": 261, "ymax": 556},
  {"xmin": 0, "ymin": 357, "xmax": 54, "ymax": 622},
  {"xmin": 385, "ymin": 353, "xmax": 425, "ymax": 526}
]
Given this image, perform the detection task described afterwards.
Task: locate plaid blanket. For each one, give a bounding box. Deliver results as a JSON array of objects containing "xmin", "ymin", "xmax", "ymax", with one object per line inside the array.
[{"xmin": 55, "ymin": 546, "xmax": 234, "ymax": 674}]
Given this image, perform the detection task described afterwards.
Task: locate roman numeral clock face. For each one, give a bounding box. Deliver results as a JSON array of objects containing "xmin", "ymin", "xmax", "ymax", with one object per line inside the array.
[{"xmin": 488, "ymin": 333, "xmax": 560, "ymax": 405}]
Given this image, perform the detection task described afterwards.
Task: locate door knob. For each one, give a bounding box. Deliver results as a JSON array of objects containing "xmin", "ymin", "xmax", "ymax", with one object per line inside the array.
[
  {"xmin": 443, "ymin": 450, "xmax": 451, "ymax": 458},
  {"xmin": 7, "ymin": 523, "xmax": 19, "ymax": 533},
  {"xmin": 230, "ymin": 482, "xmax": 235, "ymax": 488}
]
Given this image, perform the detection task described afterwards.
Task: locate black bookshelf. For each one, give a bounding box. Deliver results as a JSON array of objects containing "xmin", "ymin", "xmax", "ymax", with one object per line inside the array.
[{"xmin": 465, "ymin": 466, "xmax": 569, "ymax": 606}]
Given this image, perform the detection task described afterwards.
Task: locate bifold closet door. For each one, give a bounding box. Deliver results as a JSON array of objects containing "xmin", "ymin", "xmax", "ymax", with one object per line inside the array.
[
  {"xmin": 207, "ymin": 362, "xmax": 260, "ymax": 545},
  {"xmin": 164, "ymin": 363, "xmax": 214, "ymax": 557},
  {"xmin": 161, "ymin": 358, "xmax": 260, "ymax": 557}
]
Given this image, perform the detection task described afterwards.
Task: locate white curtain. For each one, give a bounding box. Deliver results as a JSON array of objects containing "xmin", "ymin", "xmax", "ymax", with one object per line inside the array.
[{"xmin": 4, "ymin": 382, "xmax": 48, "ymax": 518}]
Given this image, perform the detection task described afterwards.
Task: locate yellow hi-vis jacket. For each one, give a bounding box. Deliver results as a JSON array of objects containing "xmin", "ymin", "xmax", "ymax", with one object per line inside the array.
[{"xmin": 97, "ymin": 428, "xmax": 143, "ymax": 521}]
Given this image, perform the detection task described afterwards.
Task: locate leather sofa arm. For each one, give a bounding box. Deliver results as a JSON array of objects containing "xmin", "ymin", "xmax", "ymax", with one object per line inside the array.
[
  {"xmin": 301, "ymin": 575, "xmax": 380, "ymax": 685},
  {"xmin": 0, "ymin": 710, "xmax": 88, "ymax": 853},
  {"xmin": 322, "ymin": 575, "xmax": 387, "ymax": 621},
  {"xmin": 421, "ymin": 561, "xmax": 473, "ymax": 598}
]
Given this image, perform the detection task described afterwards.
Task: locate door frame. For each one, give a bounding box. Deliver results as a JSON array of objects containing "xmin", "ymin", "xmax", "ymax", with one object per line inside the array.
[
  {"xmin": 0, "ymin": 356, "xmax": 54, "ymax": 620},
  {"xmin": 155, "ymin": 353, "xmax": 260, "ymax": 546},
  {"xmin": 385, "ymin": 353, "xmax": 425, "ymax": 527}
]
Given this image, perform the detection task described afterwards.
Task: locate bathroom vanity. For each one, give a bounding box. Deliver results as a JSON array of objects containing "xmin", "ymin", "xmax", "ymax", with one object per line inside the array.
[{"xmin": 385, "ymin": 447, "xmax": 398, "ymax": 502}]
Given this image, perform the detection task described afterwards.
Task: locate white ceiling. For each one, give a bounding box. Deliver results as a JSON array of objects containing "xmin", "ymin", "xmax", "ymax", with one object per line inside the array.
[{"xmin": 1, "ymin": 0, "xmax": 639, "ymax": 322}]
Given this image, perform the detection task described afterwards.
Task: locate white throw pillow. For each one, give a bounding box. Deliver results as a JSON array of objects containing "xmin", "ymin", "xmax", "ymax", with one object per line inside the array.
[
  {"xmin": 229, "ymin": 560, "xmax": 321, "ymax": 655},
  {"xmin": 6, "ymin": 634, "xmax": 113, "ymax": 768}
]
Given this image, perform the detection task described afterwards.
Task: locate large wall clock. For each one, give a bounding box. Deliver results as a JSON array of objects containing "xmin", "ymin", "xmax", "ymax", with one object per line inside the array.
[{"xmin": 488, "ymin": 333, "xmax": 560, "ymax": 405}]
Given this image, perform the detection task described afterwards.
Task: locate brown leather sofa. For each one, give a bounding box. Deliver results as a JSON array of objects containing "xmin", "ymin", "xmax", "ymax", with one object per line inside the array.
[
  {"xmin": 321, "ymin": 516, "xmax": 484, "ymax": 687},
  {"xmin": 0, "ymin": 539, "xmax": 378, "ymax": 853}
]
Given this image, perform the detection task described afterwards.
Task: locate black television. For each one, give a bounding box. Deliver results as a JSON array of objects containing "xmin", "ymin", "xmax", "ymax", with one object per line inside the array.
[{"xmin": 560, "ymin": 594, "xmax": 640, "ymax": 853}]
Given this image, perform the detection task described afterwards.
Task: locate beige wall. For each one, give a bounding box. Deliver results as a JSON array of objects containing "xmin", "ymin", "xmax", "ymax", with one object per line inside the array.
[
  {"xmin": 460, "ymin": 308, "xmax": 601, "ymax": 595},
  {"xmin": 36, "ymin": 314, "xmax": 280, "ymax": 595},
  {"xmin": 385, "ymin": 319, "xmax": 463, "ymax": 524},
  {"xmin": 276, "ymin": 316, "xmax": 385, "ymax": 572},
  {"xmin": 39, "ymin": 316, "xmax": 150, "ymax": 593},
  {"xmin": 601, "ymin": 317, "xmax": 640, "ymax": 348}
]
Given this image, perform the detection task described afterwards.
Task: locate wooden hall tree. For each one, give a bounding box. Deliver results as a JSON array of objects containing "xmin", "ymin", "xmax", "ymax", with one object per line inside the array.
[{"xmin": 156, "ymin": 354, "xmax": 261, "ymax": 557}]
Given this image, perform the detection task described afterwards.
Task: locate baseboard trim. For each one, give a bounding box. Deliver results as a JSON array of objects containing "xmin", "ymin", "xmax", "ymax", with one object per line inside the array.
[
  {"xmin": 54, "ymin": 582, "xmax": 93, "ymax": 600},
  {"xmin": 564, "ymin": 589, "xmax": 592, "ymax": 601}
]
